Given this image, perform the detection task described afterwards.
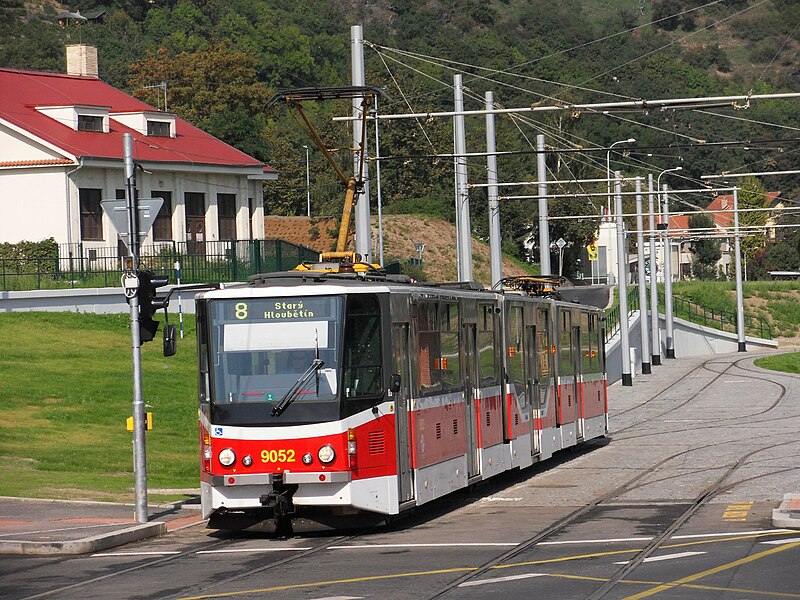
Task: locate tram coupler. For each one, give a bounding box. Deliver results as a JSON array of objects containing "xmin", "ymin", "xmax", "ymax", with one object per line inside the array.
[{"xmin": 260, "ymin": 483, "xmax": 297, "ymax": 537}]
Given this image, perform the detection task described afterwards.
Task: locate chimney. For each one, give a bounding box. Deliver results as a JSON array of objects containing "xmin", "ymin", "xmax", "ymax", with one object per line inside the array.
[{"xmin": 66, "ymin": 44, "xmax": 99, "ymax": 77}]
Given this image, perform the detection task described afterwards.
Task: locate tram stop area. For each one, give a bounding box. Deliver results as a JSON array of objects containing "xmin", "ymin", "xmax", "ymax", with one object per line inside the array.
[{"xmin": 1, "ymin": 351, "xmax": 798, "ymax": 556}]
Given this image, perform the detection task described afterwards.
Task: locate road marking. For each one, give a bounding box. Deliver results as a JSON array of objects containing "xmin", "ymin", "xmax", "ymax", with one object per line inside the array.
[
  {"xmin": 538, "ymin": 529, "xmax": 790, "ymax": 546},
  {"xmin": 622, "ymin": 540, "xmax": 800, "ymax": 599},
  {"xmin": 480, "ymin": 497, "xmax": 523, "ymax": 502},
  {"xmin": 614, "ymin": 551, "xmax": 705, "ymax": 565},
  {"xmin": 760, "ymin": 537, "xmax": 800, "ymax": 545},
  {"xmin": 539, "ymin": 537, "xmax": 651, "ymax": 545},
  {"xmin": 175, "ymin": 566, "xmax": 476, "ymax": 599},
  {"xmin": 196, "ymin": 547, "xmax": 312, "ymax": 554},
  {"xmin": 328, "ymin": 542, "xmax": 518, "ymax": 550},
  {"xmin": 92, "ymin": 551, "xmax": 181, "ymax": 556},
  {"xmin": 458, "ymin": 573, "xmax": 547, "ymax": 587},
  {"xmin": 310, "ymin": 597, "xmax": 363, "ymax": 600},
  {"xmin": 723, "ymin": 500, "xmax": 753, "ymax": 522}
]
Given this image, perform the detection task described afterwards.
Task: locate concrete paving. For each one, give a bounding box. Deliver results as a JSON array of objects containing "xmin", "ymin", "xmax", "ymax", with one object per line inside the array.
[{"xmin": 0, "ymin": 496, "xmax": 204, "ymax": 555}]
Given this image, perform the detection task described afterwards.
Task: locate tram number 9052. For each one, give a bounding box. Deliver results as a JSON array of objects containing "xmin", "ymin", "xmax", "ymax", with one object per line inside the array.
[{"xmin": 260, "ymin": 449, "xmax": 296, "ymax": 463}]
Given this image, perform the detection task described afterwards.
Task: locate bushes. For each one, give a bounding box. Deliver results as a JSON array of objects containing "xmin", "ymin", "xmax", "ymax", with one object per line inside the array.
[{"xmin": 0, "ymin": 238, "xmax": 58, "ymax": 274}]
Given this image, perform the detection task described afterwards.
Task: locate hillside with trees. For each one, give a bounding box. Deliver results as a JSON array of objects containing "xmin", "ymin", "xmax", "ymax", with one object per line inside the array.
[{"xmin": 2, "ymin": 0, "xmax": 798, "ymax": 277}]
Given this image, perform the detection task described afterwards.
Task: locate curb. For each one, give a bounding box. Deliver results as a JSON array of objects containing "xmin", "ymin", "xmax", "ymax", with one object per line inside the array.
[
  {"xmin": 0, "ymin": 522, "xmax": 166, "ymax": 556},
  {"xmin": 771, "ymin": 493, "xmax": 800, "ymax": 530}
]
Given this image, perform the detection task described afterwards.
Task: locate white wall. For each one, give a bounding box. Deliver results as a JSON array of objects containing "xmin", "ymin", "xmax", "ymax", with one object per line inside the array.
[{"xmin": 0, "ymin": 168, "xmax": 68, "ymax": 242}]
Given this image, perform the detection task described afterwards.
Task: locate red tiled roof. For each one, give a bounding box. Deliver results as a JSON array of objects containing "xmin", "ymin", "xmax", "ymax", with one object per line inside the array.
[
  {"xmin": 0, "ymin": 158, "xmax": 75, "ymax": 168},
  {"xmin": 0, "ymin": 68, "xmax": 273, "ymax": 171}
]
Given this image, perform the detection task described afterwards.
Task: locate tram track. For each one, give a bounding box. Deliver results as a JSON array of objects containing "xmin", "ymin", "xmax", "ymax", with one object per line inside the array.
[
  {"xmin": 424, "ymin": 436, "xmax": 800, "ymax": 600},
  {"xmin": 612, "ymin": 355, "xmax": 787, "ymax": 439}
]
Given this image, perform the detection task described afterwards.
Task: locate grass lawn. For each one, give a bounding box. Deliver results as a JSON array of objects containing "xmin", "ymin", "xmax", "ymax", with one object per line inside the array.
[
  {"xmin": 754, "ymin": 352, "xmax": 800, "ymax": 375},
  {"xmin": 0, "ymin": 312, "xmax": 199, "ymax": 503}
]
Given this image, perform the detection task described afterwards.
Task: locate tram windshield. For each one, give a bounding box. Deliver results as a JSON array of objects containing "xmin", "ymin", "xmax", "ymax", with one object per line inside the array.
[{"xmin": 206, "ymin": 296, "xmax": 342, "ymax": 424}]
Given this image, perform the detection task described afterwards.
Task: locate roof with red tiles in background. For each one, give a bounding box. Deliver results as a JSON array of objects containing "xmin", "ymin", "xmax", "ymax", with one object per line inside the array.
[{"xmin": 0, "ymin": 68, "xmax": 272, "ymax": 171}]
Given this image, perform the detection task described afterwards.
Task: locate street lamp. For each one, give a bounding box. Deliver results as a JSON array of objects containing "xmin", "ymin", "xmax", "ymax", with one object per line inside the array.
[
  {"xmin": 657, "ymin": 166, "xmax": 682, "ymax": 359},
  {"xmin": 302, "ymin": 145, "xmax": 311, "ymax": 217},
  {"xmin": 606, "ymin": 138, "xmax": 635, "ymax": 216}
]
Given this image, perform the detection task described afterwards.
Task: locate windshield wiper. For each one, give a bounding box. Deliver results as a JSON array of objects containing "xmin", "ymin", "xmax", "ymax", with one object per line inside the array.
[{"xmin": 271, "ymin": 358, "xmax": 325, "ymax": 417}]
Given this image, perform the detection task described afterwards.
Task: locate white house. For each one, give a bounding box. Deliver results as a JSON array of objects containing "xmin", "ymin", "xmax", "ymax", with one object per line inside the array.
[{"xmin": 0, "ymin": 45, "xmax": 276, "ymax": 261}]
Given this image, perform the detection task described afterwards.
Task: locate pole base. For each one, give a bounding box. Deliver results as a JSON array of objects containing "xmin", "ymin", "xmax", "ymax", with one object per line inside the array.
[
  {"xmin": 652, "ymin": 355, "xmax": 662, "ymax": 366},
  {"xmin": 738, "ymin": 342, "xmax": 747, "ymax": 352},
  {"xmin": 642, "ymin": 362, "xmax": 651, "ymax": 375},
  {"xmin": 622, "ymin": 373, "xmax": 633, "ymax": 386},
  {"xmin": 666, "ymin": 348, "xmax": 675, "ymax": 359}
]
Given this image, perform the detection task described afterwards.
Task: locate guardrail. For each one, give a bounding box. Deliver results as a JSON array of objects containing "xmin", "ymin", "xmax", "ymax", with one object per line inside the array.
[
  {"xmin": 0, "ymin": 239, "xmax": 319, "ymax": 291},
  {"xmin": 603, "ymin": 286, "xmax": 772, "ymax": 343}
]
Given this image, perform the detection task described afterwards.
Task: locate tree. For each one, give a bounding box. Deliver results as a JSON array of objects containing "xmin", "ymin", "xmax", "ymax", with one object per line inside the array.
[
  {"xmin": 128, "ymin": 44, "xmax": 271, "ymax": 160},
  {"xmin": 736, "ymin": 176, "xmax": 768, "ymax": 274},
  {"xmin": 688, "ymin": 213, "xmax": 720, "ymax": 280}
]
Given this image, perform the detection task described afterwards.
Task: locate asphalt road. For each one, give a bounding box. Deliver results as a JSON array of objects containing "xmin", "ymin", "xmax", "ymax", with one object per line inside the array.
[{"xmin": 3, "ymin": 350, "xmax": 800, "ymax": 600}]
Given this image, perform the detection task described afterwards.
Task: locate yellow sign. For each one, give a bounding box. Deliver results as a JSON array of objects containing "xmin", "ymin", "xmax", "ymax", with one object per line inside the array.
[
  {"xmin": 587, "ymin": 242, "xmax": 598, "ymax": 261},
  {"xmin": 126, "ymin": 413, "xmax": 153, "ymax": 431}
]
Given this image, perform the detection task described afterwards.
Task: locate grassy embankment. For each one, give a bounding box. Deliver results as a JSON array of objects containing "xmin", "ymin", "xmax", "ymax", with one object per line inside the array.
[{"xmin": 0, "ymin": 312, "xmax": 199, "ymax": 503}]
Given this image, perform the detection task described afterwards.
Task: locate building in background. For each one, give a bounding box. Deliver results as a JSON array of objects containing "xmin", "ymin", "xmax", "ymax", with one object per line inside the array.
[{"xmin": 0, "ymin": 45, "xmax": 275, "ymax": 262}]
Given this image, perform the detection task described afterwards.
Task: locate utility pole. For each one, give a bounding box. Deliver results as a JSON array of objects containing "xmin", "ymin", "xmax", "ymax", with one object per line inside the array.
[
  {"xmin": 350, "ymin": 25, "xmax": 372, "ymax": 262},
  {"xmin": 537, "ymin": 134, "xmax": 551, "ymax": 274},
  {"xmin": 662, "ymin": 184, "xmax": 676, "ymax": 358},
  {"xmin": 615, "ymin": 172, "xmax": 632, "ymax": 386},
  {"xmin": 123, "ymin": 133, "xmax": 148, "ymax": 523},
  {"xmin": 733, "ymin": 187, "xmax": 746, "ymax": 352},
  {"xmin": 647, "ymin": 174, "xmax": 661, "ymax": 366},
  {"xmin": 634, "ymin": 178, "xmax": 651, "ymax": 375},
  {"xmin": 454, "ymin": 74, "xmax": 473, "ymax": 281},
  {"xmin": 485, "ymin": 91, "xmax": 502, "ymax": 288}
]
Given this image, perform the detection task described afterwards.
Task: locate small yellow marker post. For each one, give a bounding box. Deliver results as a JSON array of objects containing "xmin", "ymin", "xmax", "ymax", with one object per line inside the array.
[{"xmin": 127, "ymin": 413, "xmax": 153, "ymax": 431}]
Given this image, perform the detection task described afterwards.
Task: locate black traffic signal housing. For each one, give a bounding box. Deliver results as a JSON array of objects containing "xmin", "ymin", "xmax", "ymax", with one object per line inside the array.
[{"xmin": 137, "ymin": 269, "xmax": 169, "ymax": 343}]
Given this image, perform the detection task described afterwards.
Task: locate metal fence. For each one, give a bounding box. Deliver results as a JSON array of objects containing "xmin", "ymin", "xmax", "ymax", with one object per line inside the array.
[
  {"xmin": 603, "ymin": 287, "xmax": 772, "ymax": 343},
  {"xmin": 0, "ymin": 239, "xmax": 320, "ymax": 291}
]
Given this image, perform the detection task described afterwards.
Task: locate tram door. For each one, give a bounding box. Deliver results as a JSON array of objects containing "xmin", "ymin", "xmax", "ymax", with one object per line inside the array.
[
  {"xmin": 392, "ymin": 324, "xmax": 414, "ymax": 503},
  {"xmin": 557, "ymin": 308, "xmax": 578, "ymax": 426},
  {"xmin": 526, "ymin": 322, "xmax": 541, "ymax": 457},
  {"xmin": 462, "ymin": 323, "xmax": 479, "ymax": 479},
  {"xmin": 575, "ymin": 316, "xmax": 586, "ymax": 441}
]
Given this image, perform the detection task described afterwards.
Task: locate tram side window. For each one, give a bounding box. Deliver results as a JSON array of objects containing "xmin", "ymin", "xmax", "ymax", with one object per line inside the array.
[
  {"xmin": 507, "ymin": 305, "xmax": 526, "ymax": 404},
  {"xmin": 343, "ymin": 295, "xmax": 382, "ymax": 400},
  {"xmin": 536, "ymin": 308, "xmax": 551, "ymax": 386},
  {"xmin": 440, "ymin": 302, "xmax": 460, "ymax": 392},
  {"xmin": 580, "ymin": 312, "xmax": 593, "ymax": 374},
  {"xmin": 558, "ymin": 310, "xmax": 573, "ymax": 376},
  {"xmin": 416, "ymin": 302, "xmax": 441, "ymax": 396},
  {"xmin": 478, "ymin": 303, "xmax": 499, "ymax": 387}
]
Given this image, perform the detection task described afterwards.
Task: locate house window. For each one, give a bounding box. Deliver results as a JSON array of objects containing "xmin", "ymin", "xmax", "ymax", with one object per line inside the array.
[
  {"xmin": 217, "ymin": 194, "xmax": 236, "ymax": 240},
  {"xmin": 79, "ymin": 188, "xmax": 103, "ymax": 240},
  {"xmin": 152, "ymin": 191, "xmax": 172, "ymax": 241},
  {"xmin": 77, "ymin": 115, "xmax": 104, "ymax": 132},
  {"xmin": 147, "ymin": 120, "xmax": 171, "ymax": 137}
]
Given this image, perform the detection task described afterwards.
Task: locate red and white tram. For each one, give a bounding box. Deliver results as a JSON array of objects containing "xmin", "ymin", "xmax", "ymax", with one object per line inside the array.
[{"xmin": 195, "ymin": 272, "xmax": 607, "ymax": 531}]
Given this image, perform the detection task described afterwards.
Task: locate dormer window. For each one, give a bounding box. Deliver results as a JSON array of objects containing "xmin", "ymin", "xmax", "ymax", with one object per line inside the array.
[
  {"xmin": 147, "ymin": 120, "xmax": 171, "ymax": 137},
  {"xmin": 36, "ymin": 104, "xmax": 110, "ymax": 132},
  {"xmin": 78, "ymin": 115, "xmax": 104, "ymax": 132},
  {"xmin": 111, "ymin": 111, "xmax": 176, "ymax": 138}
]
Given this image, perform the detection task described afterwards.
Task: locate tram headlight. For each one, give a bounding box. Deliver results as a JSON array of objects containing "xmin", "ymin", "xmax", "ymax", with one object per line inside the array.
[
  {"xmin": 242, "ymin": 455, "xmax": 253, "ymax": 467},
  {"xmin": 318, "ymin": 444, "xmax": 336, "ymax": 464},
  {"xmin": 302, "ymin": 453, "xmax": 313, "ymax": 465},
  {"xmin": 218, "ymin": 448, "xmax": 236, "ymax": 467}
]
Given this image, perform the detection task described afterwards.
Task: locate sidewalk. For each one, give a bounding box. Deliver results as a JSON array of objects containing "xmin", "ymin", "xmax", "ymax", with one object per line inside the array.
[{"xmin": 0, "ymin": 496, "xmax": 205, "ymax": 555}]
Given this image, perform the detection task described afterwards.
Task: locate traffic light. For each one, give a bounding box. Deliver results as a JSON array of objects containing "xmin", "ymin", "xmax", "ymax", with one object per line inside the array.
[{"xmin": 137, "ymin": 269, "xmax": 169, "ymax": 343}]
